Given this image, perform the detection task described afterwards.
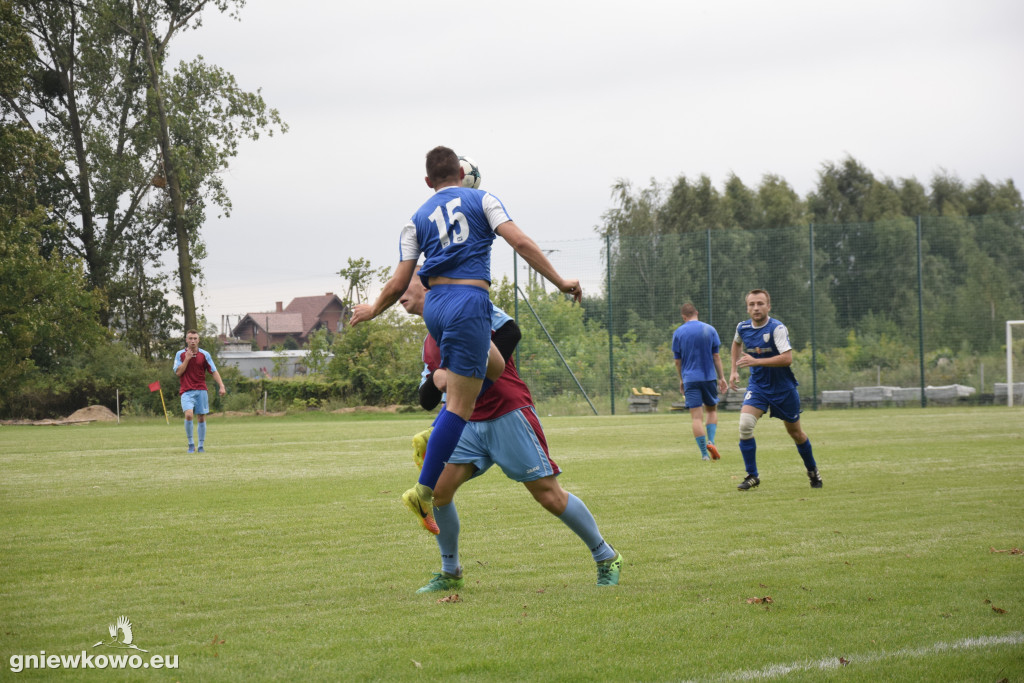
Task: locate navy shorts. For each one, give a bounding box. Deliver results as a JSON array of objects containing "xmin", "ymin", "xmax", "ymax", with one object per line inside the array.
[
  {"xmin": 742, "ymin": 385, "xmax": 802, "ymax": 422},
  {"xmin": 422, "ymin": 284, "xmax": 493, "ymax": 379},
  {"xmin": 683, "ymin": 379, "xmax": 719, "ymax": 409}
]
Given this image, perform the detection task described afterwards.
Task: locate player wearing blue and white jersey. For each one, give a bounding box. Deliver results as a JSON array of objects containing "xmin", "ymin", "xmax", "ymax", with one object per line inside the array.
[
  {"xmin": 729, "ymin": 289, "xmax": 823, "ymax": 491},
  {"xmin": 671, "ymin": 303, "xmax": 727, "ymax": 461},
  {"xmin": 349, "ymin": 146, "xmax": 582, "ymax": 536}
]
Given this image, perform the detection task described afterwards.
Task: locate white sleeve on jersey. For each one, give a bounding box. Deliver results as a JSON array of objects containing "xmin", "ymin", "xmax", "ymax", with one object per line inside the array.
[
  {"xmin": 399, "ymin": 221, "xmax": 420, "ymax": 261},
  {"xmin": 482, "ymin": 193, "xmax": 512, "ymax": 231},
  {"xmin": 773, "ymin": 324, "xmax": 792, "ymax": 353}
]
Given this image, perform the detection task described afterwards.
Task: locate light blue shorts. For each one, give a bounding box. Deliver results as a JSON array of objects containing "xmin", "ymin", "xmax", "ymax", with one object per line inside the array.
[
  {"xmin": 450, "ymin": 406, "xmax": 561, "ymax": 482},
  {"xmin": 180, "ymin": 389, "xmax": 210, "ymax": 415},
  {"xmin": 422, "ymin": 284, "xmax": 493, "ymax": 379},
  {"xmin": 742, "ymin": 385, "xmax": 802, "ymax": 422},
  {"xmin": 683, "ymin": 379, "xmax": 720, "ymax": 409}
]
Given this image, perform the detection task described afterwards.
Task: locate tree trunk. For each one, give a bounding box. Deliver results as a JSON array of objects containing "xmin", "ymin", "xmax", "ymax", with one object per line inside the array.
[{"xmin": 135, "ymin": 0, "xmax": 196, "ymax": 333}]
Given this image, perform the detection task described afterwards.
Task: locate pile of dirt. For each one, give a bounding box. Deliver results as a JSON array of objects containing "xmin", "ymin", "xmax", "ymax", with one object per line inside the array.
[{"xmin": 67, "ymin": 405, "xmax": 118, "ymax": 422}]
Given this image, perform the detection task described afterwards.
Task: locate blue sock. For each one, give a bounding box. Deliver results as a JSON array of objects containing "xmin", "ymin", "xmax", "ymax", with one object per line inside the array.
[
  {"xmin": 739, "ymin": 438, "xmax": 758, "ymax": 477},
  {"xmin": 797, "ymin": 439, "xmax": 817, "ymax": 470},
  {"xmin": 185, "ymin": 419, "xmax": 193, "ymax": 445},
  {"xmin": 197, "ymin": 421, "xmax": 206, "ymax": 446},
  {"xmin": 558, "ymin": 493, "xmax": 616, "ymax": 562},
  {"xmin": 418, "ymin": 409, "xmax": 467, "ymax": 489},
  {"xmin": 696, "ymin": 435, "xmax": 709, "ymax": 458},
  {"xmin": 433, "ymin": 502, "xmax": 461, "ymax": 575},
  {"xmin": 707, "ymin": 423, "xmax": 717, "ymax": 444}
]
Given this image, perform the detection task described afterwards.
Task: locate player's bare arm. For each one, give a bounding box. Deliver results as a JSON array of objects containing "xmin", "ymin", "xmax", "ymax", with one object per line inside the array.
[
  {"xmin": 350, "ymin": 259, "xmax": 417, "ymax": 325},
  {"xmin": 212, "ymin": 370, "xmax": 226, "ymax": 396},
  {"xmin": 729, "ymin": 340, "xmax": 743, "ymax": 389},
  {"xmin": 736, "ymin": 349, "xmax": 793, "ymax": 369},
  {"xmin": 496, "ymin": 221, "xmax": 581, "ymax": 302}
]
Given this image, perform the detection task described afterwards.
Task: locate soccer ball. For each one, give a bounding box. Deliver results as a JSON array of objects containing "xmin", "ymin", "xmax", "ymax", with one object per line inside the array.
[{"xmin": 459, "ymin": 156, "xmax": 482, "ymax": 189}]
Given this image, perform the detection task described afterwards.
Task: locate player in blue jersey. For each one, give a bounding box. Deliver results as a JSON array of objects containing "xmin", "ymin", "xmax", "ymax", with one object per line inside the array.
[
  {"xmin": 349, "ymin": 146, "xmax": 582, "ymax": 533},
  {"xmin": 728, "ymin": 289, "xmax": 823, "ymax": 490},
  {"xmin": 672, "ymin": 303, "xmax": 727, "ymax": 461}
]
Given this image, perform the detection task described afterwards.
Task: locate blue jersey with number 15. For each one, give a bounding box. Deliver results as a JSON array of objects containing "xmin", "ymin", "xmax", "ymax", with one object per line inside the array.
[{"xmin": 399, "ymin": 186, "xmax": 512, "ymax": 286}]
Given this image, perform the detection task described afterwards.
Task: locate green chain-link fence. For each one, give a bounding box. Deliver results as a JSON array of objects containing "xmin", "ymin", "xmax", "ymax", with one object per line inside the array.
[{"xmin": 500, "ymin": 212, "xmax": 1024, "ymax": 414}]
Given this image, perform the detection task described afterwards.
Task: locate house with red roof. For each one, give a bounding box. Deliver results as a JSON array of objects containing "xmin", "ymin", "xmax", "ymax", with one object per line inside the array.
[{"xmin": 232, "ymin": 293, "xmax": 349, "ymax": 349}]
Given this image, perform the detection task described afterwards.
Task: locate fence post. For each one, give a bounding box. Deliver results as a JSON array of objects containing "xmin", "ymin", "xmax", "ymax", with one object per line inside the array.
[
  {"xmin": 607, "ymin": 233, "xmax": 615, "ymax": 415},
  {"xmin": 916, "ymin": 216, "xmax": 927, "ymax": 407},
  {"xmin": 706, "ymin": 229, "xmax": 713, "ymax": 326},
  {"xmin": 809, "ymin": 223, "xmax": 818, "ymax": 410},
  {"xmin": 513, "ymin": 251, "xmax": 520, "ymax": 372}
]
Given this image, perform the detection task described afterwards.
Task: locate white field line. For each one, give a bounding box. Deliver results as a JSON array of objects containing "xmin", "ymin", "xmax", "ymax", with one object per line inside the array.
[{"xmin": 708, "ymin": 633, "xmax": 1024, "ymax": 681}]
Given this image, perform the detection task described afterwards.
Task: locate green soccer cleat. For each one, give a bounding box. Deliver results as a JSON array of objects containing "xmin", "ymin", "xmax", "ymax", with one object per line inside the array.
[
  {"xmin": 411, "ymin": 427, "xmax": 432, "ymax": 471},
  {"xmin": 402, "ymin": 483, "xmax": 439, "ymax": 535},
  {"xmin": 596, "ymin": 552, "xmax": 623, "ymax": 586},
  {"xmin": 416, "ymin": 570, "xmax": 464, "ymax": 594}
]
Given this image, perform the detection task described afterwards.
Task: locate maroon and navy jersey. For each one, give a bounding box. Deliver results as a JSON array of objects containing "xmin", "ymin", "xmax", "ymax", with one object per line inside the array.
[
  {"xmin": 173, "ymin": 348, "xmax": 218, "ymax": 394},
  {"xmin": 422, "ymin": 333, "xmax": 533, "ymax": 422}
]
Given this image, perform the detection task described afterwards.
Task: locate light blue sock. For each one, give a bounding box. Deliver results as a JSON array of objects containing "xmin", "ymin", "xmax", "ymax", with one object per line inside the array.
[
  {"xmin": 433, "ymin": 502, "xmax": 461, "ymax": 575},
  {"xmin": 707, "ymin": 423, "xmax": 717, "ymax": 444},
  {"xmin": 558, "ymin": 493, "xmax": 615, "ymax": 562},
  {"xmin": 184, "ymin": 419, "xmax": 193, "ymax": 446},
  {"xmin": 739, "ymin": 438, "xmax": 758, "ymax": 477},
  {"xmin": 797, "ymin": 439, "xmax": 817, "ymax": 470},
  {"xmin": 696, "ymin": 435, "xmax": 709, "ymax": 458},
  {"xmin": 197, "ymin": 421, "xmax": 206, "ymax": 446}
]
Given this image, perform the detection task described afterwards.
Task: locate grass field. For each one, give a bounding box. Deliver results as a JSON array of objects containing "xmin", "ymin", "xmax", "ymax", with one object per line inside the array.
[{"xmin": 1, "ymin": 407, "xmax": 1022, "ymax": 681}]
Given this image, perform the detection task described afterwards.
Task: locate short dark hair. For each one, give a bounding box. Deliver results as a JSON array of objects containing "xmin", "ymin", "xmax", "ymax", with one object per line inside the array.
[
  {"xmin": 186, "ymin": 329, "xmax": 199, "ymax": 337},
  {"xmin": 680, "ymin": 302, "xmax": 697, "ymax": 318},
  {"xmin": 425, "ymin": 146, "xmax": 460, "ymax": 184},
  {"xmin": 745, "ymin": 289, "xmax": 771, "ymax": 305}
]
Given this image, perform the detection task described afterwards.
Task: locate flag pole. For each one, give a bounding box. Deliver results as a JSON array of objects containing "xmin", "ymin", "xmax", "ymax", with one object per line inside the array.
[{"xmin": 159, "ymin": 389, "xmax": 169, "ymax": 424}]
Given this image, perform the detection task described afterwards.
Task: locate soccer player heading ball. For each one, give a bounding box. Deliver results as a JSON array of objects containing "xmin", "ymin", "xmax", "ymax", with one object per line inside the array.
[{"xmin": 348, "ymin": 146, "xmax": 581, "ymax": 532}]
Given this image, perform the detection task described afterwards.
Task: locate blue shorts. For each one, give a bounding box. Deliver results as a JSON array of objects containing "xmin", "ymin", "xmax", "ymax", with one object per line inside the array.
[
  {"xmin": 683, "ymin": 380, "xmax": 719, "ymax": 409},
  {"xmin": 450, "ymin": 407, "xmax": 561, "ymax": 482},
  {"xmin": 742, "ymin": 385, "xmax": 802, "ymax": 422},
  {"xmin": 422, "ymin": 284, "xmax": 493, "ymax": 379},
  {"xmin": 180, "ymin": 389, "xmax": 210, "ymax": 415}
]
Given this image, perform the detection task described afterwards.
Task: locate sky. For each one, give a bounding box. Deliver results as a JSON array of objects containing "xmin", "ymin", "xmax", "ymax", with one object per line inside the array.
[{"xmin": 169, "ymin": 0, "xmax": 1024, "ymax": 334}]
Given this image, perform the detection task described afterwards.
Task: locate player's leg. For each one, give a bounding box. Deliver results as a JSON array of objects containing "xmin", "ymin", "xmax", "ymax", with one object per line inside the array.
[
  {"xmin": 181, "ymin": 392, "xmax": 196, "ymax": 452},
  {"xmin": 417, "ymin": 463, "xmax": 475, "ymax": 594},
  {"xmin": 689, "ymin": 406, "xmax": 711, "ymax": 459},
  {"xmin": 737, "ymin": 403, "xmax": 764, "ymax": 490},
  {"xmin": 195, "ymin": 391, "xmax": 209, "ymax": 452},
  {"xmin": 704, "ymin": 402, "xmax": 720, "ymax": 460},
  {"xmin": 684, "ymin": 383, "xmax": 710, "ymax": 460},
  {"xmin": 783, "ymin": 418, "xmax": 822, "ymax": 488},
  {"xmin": 196, "ymin": 414, "xmax": 206, "ymax": 452},
  {"xmin": 409, "ymin": 285, "xmax": 491, "ymax": 524}
]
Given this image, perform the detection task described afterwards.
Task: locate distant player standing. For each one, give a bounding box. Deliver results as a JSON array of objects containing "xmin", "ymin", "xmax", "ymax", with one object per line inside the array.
[
  {"xmin": 349, "ymin": 146, "xmax": 581, "ymax": 533},
  {"xmin": 671, "ymin": 302, "xmax": 727, "ymax": 461},
  {"xmin": 729, "ymin": 290, "xmax": 822, "ymax": 490},
  {"xmin": 174, "ymin": 329, "xmax": 226, "ymax": 453}
]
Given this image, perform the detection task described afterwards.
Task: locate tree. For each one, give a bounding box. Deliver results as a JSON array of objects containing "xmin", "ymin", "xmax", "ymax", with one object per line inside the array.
[
  {"xmin": 338, "ymin": 257, "xmax": 391, "ymax": 306},
  {"xmin": 2, "ymin": 0, "xmax": 285, "ymax": 334},
  {"xmin": 0, "ymin": 124, "xmax": 106, "ymax": 415}
]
